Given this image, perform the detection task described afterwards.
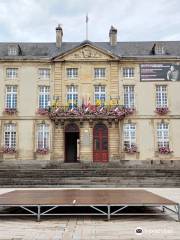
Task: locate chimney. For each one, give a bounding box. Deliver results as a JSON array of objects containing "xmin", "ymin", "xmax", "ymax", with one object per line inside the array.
[
  {"xmin": 56, "ymin": 24, "xmax": 63, "ymax": 48},
  {"xmin": 109, "ymin": 26, "xmax": 117, "ymax": 46}
]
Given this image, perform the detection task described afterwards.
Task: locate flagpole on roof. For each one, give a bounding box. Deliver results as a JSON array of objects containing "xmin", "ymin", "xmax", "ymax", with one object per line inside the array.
[{"xmin": 86, "ymin": 14, "xmax": 88, "ymax": 40}]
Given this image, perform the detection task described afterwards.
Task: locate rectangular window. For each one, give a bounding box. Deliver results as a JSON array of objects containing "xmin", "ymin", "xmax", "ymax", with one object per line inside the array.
[
  {"xmin": 67, "ymin": 68, "xmax": 78, "ymax": 79},
  {"xmin": 94, "ymin": 85, "xmax": 106, "ymax": 103},
  {"xmin": 124, "ymin": 85, "xmax": 135, "ymax": 108},
  {"xmin": 94, "ymin": 68, "xmax": 106, "ymax": 79},
  {"xmin": 6, "ymin": 85, "xmax": 17, "ymax": 109},
  {"xmin": 156, "ymin": 85, "xmax": 168, "ymax": 107},
  {"xmin": 37, "ymin": 124, "xmax": 49, "ymax": 149},
  {"xmin": 157, "ymin": 123, "xmax": 169, "ymax": 148},
  {"xmin": 4, "ymin": 123, "xmax": 16, "ymax": 148},
  {"xmin": 38, "ymin": 86, "xmax": 50, "ymax": 109},
  {"xmin": 123, "ymin": 68, "xmax": 134, "ymax": 78},
  {"xmin": 39, "ymin": 68, "xmax": 50, "ymax": 79},
  {"xmin": 67, "ymin": 85, "xmax": 78, "ymax": 107},
  {"xmin": 6, "ymin": 68, "xmax": 18, "ymax": 79},
  {"xmin": 8, "ymin": 47, "xmax": 17, "ymax": 56},
  {"xmin": 155, "ymin": 46, "xmax": 164, "ymax": 55},
  {"xmin": 123, "ymin": 124, "xmax": 136, "ymax": 148}
]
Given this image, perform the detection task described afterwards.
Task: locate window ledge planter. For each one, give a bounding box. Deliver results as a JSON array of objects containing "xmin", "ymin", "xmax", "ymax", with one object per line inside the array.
[
  {"xmin": 2, "ymin": 147, "xmax": 16, "ymax": 154},
  {"xmin": 155, "ymin": 107, "xmax": 169, "ymax": 115},
  {"xmin": 124, "ymin": 108, "xmax": 136, "ymax": 115},
  {"xmin": 4, "ymin": 108, "xmax": 17, "ymax": 115},
  {"xmin": 36, "ymin": 148, "xmax": 49, "ymax": 155},
  {"xmin": 124, "ymin": 145, "xmax": 138, "ymax": 154},
  {"xmin": 158, "ymin": 147, "xmax": 173, "ymax": 154},
  {"xmin": 37, "ymin": 108, "xmax": 49, "ymax": 116}
]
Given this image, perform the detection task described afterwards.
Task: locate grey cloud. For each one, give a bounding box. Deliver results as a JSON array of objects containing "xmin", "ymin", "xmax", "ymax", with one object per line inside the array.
[{"xmin": 0, "ymin": 0, "xmax": 180, "ymax": 42}]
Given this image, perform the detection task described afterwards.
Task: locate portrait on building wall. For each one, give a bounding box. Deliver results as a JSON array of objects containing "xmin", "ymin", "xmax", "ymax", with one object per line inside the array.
[{"xmin": 140, "ymin": 64, "xmax": 180, "ymax": 81}]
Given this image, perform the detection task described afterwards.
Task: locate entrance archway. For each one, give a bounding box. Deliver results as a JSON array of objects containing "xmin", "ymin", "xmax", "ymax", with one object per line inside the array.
[
  {"xmin": 65, "ymin": 123, "xmax": 80, "ymax": 163},
  {"xmin": 93, "ymin": 123, "xmax": 109, "ymax": 162}
]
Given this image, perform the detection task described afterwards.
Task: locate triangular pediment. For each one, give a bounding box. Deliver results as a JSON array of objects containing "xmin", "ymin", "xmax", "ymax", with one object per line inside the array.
[{"xmin": 53, "ymin": 42, "xmax": 118, "ymax": 61}]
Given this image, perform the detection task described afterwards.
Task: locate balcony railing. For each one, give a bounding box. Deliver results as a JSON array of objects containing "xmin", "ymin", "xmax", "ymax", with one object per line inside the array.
[{"xmin": 49, "ymin": 105, "xmax": 135, "ymax": 121}]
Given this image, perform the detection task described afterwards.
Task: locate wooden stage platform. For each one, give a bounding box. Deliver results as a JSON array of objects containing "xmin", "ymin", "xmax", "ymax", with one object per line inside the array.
[{"xmin": 0, "ymin": 189, "xmax": 179, "ymax": 221}]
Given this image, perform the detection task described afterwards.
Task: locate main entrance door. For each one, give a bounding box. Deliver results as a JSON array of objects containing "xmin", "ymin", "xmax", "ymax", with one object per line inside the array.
[
  {"xmin": 93, "ymin": 123, "xmax": 108, "ymax": 162},
  {"xmin": 65, "ymin": 123, "xmax": 79, "ymax": 163}
]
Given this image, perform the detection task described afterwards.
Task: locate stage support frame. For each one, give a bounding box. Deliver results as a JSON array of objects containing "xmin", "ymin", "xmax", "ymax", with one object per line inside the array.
[{"xmin": 0, "ymin": 203, "xmax": 179, "ymax": 222}]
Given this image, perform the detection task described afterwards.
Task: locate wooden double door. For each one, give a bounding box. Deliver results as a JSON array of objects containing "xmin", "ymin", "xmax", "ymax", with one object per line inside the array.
[{"xmin": 93, "ymin": 124, "xmax": 109, "ymax": 162}]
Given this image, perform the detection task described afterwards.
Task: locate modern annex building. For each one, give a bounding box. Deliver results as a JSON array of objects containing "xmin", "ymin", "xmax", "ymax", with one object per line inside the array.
[{"xmin": 0, "ymin": 25, "xmax": 180, "ymax": 163}]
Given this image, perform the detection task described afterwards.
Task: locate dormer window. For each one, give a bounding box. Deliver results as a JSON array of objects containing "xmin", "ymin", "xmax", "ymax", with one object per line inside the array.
[
  {"xmin": 8, "ymin": 47, "xmax": 17, "ymax": 56},
  {"xmin": 8, "ymin": 44, "xmax": 20, "ymax": 56},
  {"xmin": 154, "ymin": 44, "xmax": 165, "ymax": 55}
]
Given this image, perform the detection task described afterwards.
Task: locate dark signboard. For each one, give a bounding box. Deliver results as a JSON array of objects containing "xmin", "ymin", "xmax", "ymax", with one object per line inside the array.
[{"xmin": 140, "ymin": 64, "xmax": 180, "ymax": 81}]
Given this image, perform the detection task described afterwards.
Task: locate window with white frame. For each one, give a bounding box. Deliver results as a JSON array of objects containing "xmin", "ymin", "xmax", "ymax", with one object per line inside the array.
[
  {"xmin": 38, "ymin": 86, "xmax": 50, "ymax": 109},
  {"xmin": 6, "ymin": 85, "xmax": 17, "ymax": 109},
  {"xmin": 6, "ymin": 68, "xmax": 18, "ymax": 79},
  {"xmin": 124, "ymin": 85, "xmax": 135, "ymax": 108},
  {"xmin": 94, "ymin": 68, "xmax": 106, "ymax": 79},
  {"xmin": 37, "ymin": 124, "xmax": 49, "ymax": 149},
  {"xmin": 39, "ymin": 68, "xmax": 50, "ymax": 79},
  {"xmin": 123, "ymin": 68, "xmax": 134, "ymax": 78},
  {"xmin": 67, "ymin": 85, "xmax": 78, "ymax": 107},
  {"xmin": 157, "ymin": 123, "xmax": 169, "ymax": 148},
  {"xmin": 94, "ymin": 85, "xmax": 106, "ymax": 103},
  {"xmin": 156, "ymin": 85, "xmax": 168, "ymax": 107},
  {"xmin": 8, "ymin": 47, "xmax": 17, "ymax": 56},
  {"xmin": 123, "ymin": 123, "xmax": 136, "ymax": 148},
  {"xmin": 155, "ymin": 45, "xmax": 165, "ymax": 55},
  {"xmin": 67, "ymin": 68, "xmax": 78, "ymax": 79},
  {"xmin": 4, "ymin": 123, "xmax": 16, "ymax": 148}
]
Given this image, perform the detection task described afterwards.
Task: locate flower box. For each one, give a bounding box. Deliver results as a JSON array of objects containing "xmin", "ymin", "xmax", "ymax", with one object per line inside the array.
[
  {"xmin": 124, "ymin": 108, "xmax": 135, "ymax": 115},
  {"xmin": 2, "ymin": 147, "xmax": 16, "ymax": 154},
  {"xmin": 37, "ymin": 108, "xmax": 49, "ymax": 116},
  {"xmin": 124, "ymin": 144, "xmax": 138, "ymax": 154},
  {"xmin": 156, "ymin": 107, "xmax": 169, "ymax": 115},
  {"xmin": 158, "ymin": 147, "xmax": 173, "ymax": 154},
  {"xmin": 36, "ymin": 148, "xmax": 49, "ymax": 155},
  {"xmin": 49, "ymin": 105, "xmax": 135, "ymax": 120},
  {"xmin": 4, "ymin": 108, "xmax": 17, "ymax": 114}
]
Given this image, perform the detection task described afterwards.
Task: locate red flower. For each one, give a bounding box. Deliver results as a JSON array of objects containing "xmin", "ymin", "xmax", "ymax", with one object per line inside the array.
[
  {"xmin": 4, "ymin": 108, "xmax": 17, "ymax": 114},
  {"xmin": 36, "ymin": 148, "xmax": 49, "ymax": 155},
  {"xmin": 37, "ymin": 108, "xmax": 49, "ymax": 115},
  {"xmin": 49, "ymin": 106, "xmax": 135, "ymax": 120},
  {"xmin": 158, "ymin": 146, "xmax": 173, "ymax": 154},
  {"xmin": 124, "ymin": 144, "xmax": 137, "ymax": 154},
  {"xmin": 2, "ymin": 147, "xmax": 16, "ymax": 154},
  {"xmin": 156, "ymin": 107, "xmax": 169, "ymax": 115}
]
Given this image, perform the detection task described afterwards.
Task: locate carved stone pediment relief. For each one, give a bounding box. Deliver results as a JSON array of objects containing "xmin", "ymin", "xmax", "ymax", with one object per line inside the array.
[
  {"xmin": 60, "ymin": 46, "xmax": 113, "ymax": 61},
  {"xmin": 72, "ymin": 46, "xmax": 103, "ymax": 58}
]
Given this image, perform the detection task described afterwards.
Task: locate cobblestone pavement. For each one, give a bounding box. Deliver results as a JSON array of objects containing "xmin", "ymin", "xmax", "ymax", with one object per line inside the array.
[{"xmin": 0, "ymin": 188, "xmax": 179, "ymax": 240}]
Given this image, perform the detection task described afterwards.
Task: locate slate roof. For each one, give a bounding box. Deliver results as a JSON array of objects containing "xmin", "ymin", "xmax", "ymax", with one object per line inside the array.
[{"xmin": 0, "ymin": 40, "xmax": 180, "ymax": 60}]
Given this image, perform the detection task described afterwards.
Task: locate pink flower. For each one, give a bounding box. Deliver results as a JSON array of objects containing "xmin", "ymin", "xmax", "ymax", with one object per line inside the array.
[
  {"xmin": 4, "ymin": 108, "xmax": 17, "ymax": 114},
  {"xmin": 37, "ymin": 108, "xmax": 49, "ymax": 115},
  {"xmin": 2, "ymin": 147, "xmax": 16, "ymax": 154},
  {"xmin": 124, "ymin": 144, "xmax": 137, "ymax": 154},
  {"xmin": 158, "ymin": 146, "xmax": 173, "ymax": 154},
  {"xmin": 156, "ymin": 107, "xmax": 169, "ymax": 115},
  {"xmin": 36, "ymin": 148, "xmax": 49, "ymax": 155}
]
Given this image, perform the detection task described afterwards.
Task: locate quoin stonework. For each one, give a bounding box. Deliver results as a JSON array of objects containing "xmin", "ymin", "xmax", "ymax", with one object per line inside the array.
[{"xmin": 0, "ymin": 25, "xmax": 180, "ymax": 163}]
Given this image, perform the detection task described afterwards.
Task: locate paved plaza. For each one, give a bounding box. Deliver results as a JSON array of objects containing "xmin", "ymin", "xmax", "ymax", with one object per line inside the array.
[{"xmin": 0, "ymin": 188, "xmax": 179, "ymax": 240}]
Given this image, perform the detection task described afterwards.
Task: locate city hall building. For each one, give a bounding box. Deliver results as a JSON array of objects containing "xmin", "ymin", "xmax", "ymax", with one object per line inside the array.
[{"xmin": 0, "ymin": 25, "xmax": 180, "ymax": 163}]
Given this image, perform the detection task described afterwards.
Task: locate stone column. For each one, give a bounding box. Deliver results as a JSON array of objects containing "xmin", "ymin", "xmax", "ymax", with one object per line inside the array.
[
  {"xmin": 79, "ymin": 122, "xmax": 93, "ymax": 162},
  {"xmin": 52, "ymin": 124, "xmax": 64, "ymax": 161},
  {"xmin": 109, "ymin": 121, "xmax": 120, "ymax": 161}
]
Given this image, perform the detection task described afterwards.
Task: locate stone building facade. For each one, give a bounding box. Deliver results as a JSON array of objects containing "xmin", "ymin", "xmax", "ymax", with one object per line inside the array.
[{"xmin": 0, "ymin": 25, "xmax": 180, "ymax": 163}]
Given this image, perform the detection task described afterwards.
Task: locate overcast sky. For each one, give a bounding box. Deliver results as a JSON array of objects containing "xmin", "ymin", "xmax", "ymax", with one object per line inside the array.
[{"xmin": 0, "ymin": 0, "xmax": 180, "ymax": 42}]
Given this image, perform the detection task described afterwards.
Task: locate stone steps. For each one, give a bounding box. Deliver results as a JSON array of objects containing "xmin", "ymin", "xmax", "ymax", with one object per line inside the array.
[
  {"xmin": 0, "ymin": 168, "xmax": 179, "ymax": 187},
  {"xmin": 0, "ymin": 160, "xmax": 179, "ymax": 187}
]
